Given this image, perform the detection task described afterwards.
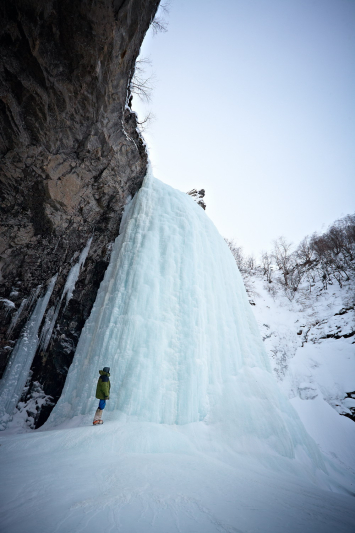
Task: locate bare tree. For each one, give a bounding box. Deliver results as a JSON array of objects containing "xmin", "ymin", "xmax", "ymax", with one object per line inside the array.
[
  {"xmin": 224, "ymin": 239, "xmax": 258, "ymax": 299},
  {"xmin": 223, "ymin": 213, "xmax": 355, "ymax": 300},
  {"xmin": 296, "ymin": 236, "xmax": 314, "ymax": 265},
  {"xmin": 224, "ymin": 239, "xmax": 245, "ymax": 272},
  {"xmin": 272, "ymin": 237, "xmax": 305, "ymax": 300},
  {"xmin": 308, "ymin": 213, "xmax": 355, "ymax": 288},
  {"xmin": 261, "ymin": 251, "xmax": 273, "ymax": 283},
  {"xmin": 137, "ymin": 112, "xmax": 155, "ymax": 133},
  {"xmin": 151, "ymin": 2, "xmax": 170, "ymax": 35},
  {"xmin": 246, "ymin": 254, "xmax": 256, "ymax": 271},
  {"xmin": 272, "ymin": 237, "xmax": 293, "ymax": 288},
  {"xmin": 130, "ymin": 58, "xmax": 154, "ymax": 102}
]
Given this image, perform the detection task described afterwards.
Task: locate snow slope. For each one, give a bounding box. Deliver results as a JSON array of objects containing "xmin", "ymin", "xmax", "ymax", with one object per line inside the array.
[
  {"xmin": 251, "ymin": 275, "xmax": 355, "ymax": 474},
  {"xmin": 1, "ymin": 412, "xmax": 355, "ymax": 533},
  {"xmin": 0, "ymin": 173, "xmax": 354, "ymax": 532}
]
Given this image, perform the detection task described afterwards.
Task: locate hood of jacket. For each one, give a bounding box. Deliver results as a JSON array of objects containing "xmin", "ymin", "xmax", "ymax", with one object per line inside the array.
[{"xmin": 99, "ymin": 370, "xmax": 110, "ymax": 377}]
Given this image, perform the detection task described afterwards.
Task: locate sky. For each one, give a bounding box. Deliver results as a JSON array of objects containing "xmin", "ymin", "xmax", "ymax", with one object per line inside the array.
[{"xmin": 133, "ymin": 0, "xmax": 355, "ymax": 257}]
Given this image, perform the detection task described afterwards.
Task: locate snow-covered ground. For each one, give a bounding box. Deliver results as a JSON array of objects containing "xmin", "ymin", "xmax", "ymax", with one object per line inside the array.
[
  {"xmin": 251, "ymin": 275, "xmax": 355, "ymax": 475},
  {"xmin": 0, "ymin": 175, "xmax": 354, "ymax": 533},
  {"xmin": 1, "ymin": 412, "xmax": 355, "ymax": 533}
]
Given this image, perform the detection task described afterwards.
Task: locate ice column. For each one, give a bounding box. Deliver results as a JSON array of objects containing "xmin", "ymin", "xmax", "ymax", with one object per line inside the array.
[{"xmin": 0, "ymin": 275, "xmax": 57, "ymax": 429}]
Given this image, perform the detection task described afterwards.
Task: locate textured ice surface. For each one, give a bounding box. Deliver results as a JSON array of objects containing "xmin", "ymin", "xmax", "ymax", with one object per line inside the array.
[
  {"xmin": 48, "ymin": 174, "xmax": 325, "ymax": 471},
  {"xmin": 39, "ymin": 237, "xmax": 92, "ymax": 352},
  {"xmin": 63, "ymin": 236, "xmax": 92, "ymax": 307},
  {"xmin": 0, "ymin": 276, "xmax": 57, "ymax": 429},
  {"xmin": 6, "ymin": 285, "xmax": 42, "ymax": 338}
]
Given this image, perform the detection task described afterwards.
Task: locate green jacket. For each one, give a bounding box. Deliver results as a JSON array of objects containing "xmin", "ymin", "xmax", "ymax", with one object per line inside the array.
[{"xmin": 96, "ymin": 370, "xmax": 111, "ymax": 400}]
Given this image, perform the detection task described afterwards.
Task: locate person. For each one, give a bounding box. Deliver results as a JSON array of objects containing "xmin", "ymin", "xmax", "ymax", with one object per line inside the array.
[{"xmin": 93, "ymin": 366, "xmax": 111, "ymax": 425}]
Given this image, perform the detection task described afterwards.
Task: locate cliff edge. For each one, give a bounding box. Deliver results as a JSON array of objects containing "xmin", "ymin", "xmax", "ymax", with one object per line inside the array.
[{"xmin": 0, "ymin": 0, "xmax": 160, "ymax": 427}]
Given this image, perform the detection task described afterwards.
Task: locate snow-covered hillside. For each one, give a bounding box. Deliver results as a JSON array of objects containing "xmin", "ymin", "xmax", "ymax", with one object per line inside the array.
[
  {"xmin": 0, "ymin": 175, "xmax": 354, "ymax": 533},
  {"xmin": 248, "ymin": 267, "xmax": 355, "ymax": 473}
]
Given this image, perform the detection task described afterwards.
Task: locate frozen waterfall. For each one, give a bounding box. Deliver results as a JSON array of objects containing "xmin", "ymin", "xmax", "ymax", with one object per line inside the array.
[
  {"xmin": 0, "ymin": 275, "xmax": 57, "ymax": 429},
  {"xmin": 48, "ymin": 173, "xmax": 324, "ymax": 469}
]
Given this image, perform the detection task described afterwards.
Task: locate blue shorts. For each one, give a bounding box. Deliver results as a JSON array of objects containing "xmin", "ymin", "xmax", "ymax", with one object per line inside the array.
[{"xmin": 99, "ymin": 399, "xmax": 106, "ymax": 410}]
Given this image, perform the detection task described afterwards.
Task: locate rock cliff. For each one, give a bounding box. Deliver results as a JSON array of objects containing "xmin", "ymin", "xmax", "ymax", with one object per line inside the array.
[{"xmin": 0, "ymin": 0, "xmax": 160, "ymax": 427}]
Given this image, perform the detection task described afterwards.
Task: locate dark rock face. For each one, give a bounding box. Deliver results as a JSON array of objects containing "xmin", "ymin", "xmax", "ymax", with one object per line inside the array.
[
  {"xmin": 0, "ymin": 0, "xmax": 160, "ymax": 426},
  {"xmin": 187, "ymin": 189, "xmax": 206, "ymax": 210}
]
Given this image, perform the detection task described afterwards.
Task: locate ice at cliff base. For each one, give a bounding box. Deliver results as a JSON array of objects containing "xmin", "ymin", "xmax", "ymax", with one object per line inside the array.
[{"xmin": 48, "ymin": 173, "xmax": 323, "ymax": 467}]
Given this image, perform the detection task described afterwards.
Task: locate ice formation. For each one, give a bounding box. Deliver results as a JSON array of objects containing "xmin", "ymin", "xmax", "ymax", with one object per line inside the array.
[
  {"xmin": 63, "ymin": 236, "xmax": 93, "ymax": 307},
  {"xmin": 0, "ymin": 275, "xmax": 57, "ymax": 429},
  {"xmin": 39, "ymin": 237, "xmax": 92, "ymax": 352},
  {"xmin": 0, "ymin": 237, "xmax": 92, "ymax": 428},
  {"xmin": 6, "ymin": 285, "xmax": 42, "ymax": 338},
  {"xmin": 47, "ymin": 173, "xmax": 325, "ymax": 471}
]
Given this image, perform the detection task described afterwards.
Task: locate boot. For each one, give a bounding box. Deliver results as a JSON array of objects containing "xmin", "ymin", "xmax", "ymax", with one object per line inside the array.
[{"xmin": 93, "ymin": 408, "xmax": 103, "ymax": 425}]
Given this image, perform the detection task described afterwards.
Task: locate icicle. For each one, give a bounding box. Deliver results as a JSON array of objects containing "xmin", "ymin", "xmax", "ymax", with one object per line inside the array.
[
  {"xmin": 7, "ymin": 285, "xmax": 44, "ymax": 340},
  {"xmin": 38, "ymin": 305, "xmax": 56, "ymax": 353},
  {"xmin": 62, "ymin": 236, "xmax": 92, "ymax": 308},
  {"xmin": 27, "ymin": 285, "xmax": 42, "ymax": 310},
  {"xmin": 7, "ymin": 298, "xmax": 28, "ymax": 338},
  {"xmin": 38, "ymin": 300, "xmax": 61, "ymax": 353},
  {"xmin": 6, "ymin": 284, "xmax": 43, "ymax": 340},
  {"xmin": 0, "ymin": 275, "xmax": 57, "ymax": 430},
  {"xmin": 38, "ymin": 237, "xmax": 93, "ymax": 353}
]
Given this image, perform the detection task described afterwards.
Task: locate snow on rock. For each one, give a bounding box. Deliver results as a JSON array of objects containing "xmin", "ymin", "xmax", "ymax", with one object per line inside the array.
[
  {"xmin": 6, "ymin": 286, "xmax": 42, "ymax": 338},
  {"xmin": 0, "ymin": 298, "xmax": 15, "ymax": 310},
  {"xmin": 1, "ymin": 378, "xmax": 54, "ymax": 434}
]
